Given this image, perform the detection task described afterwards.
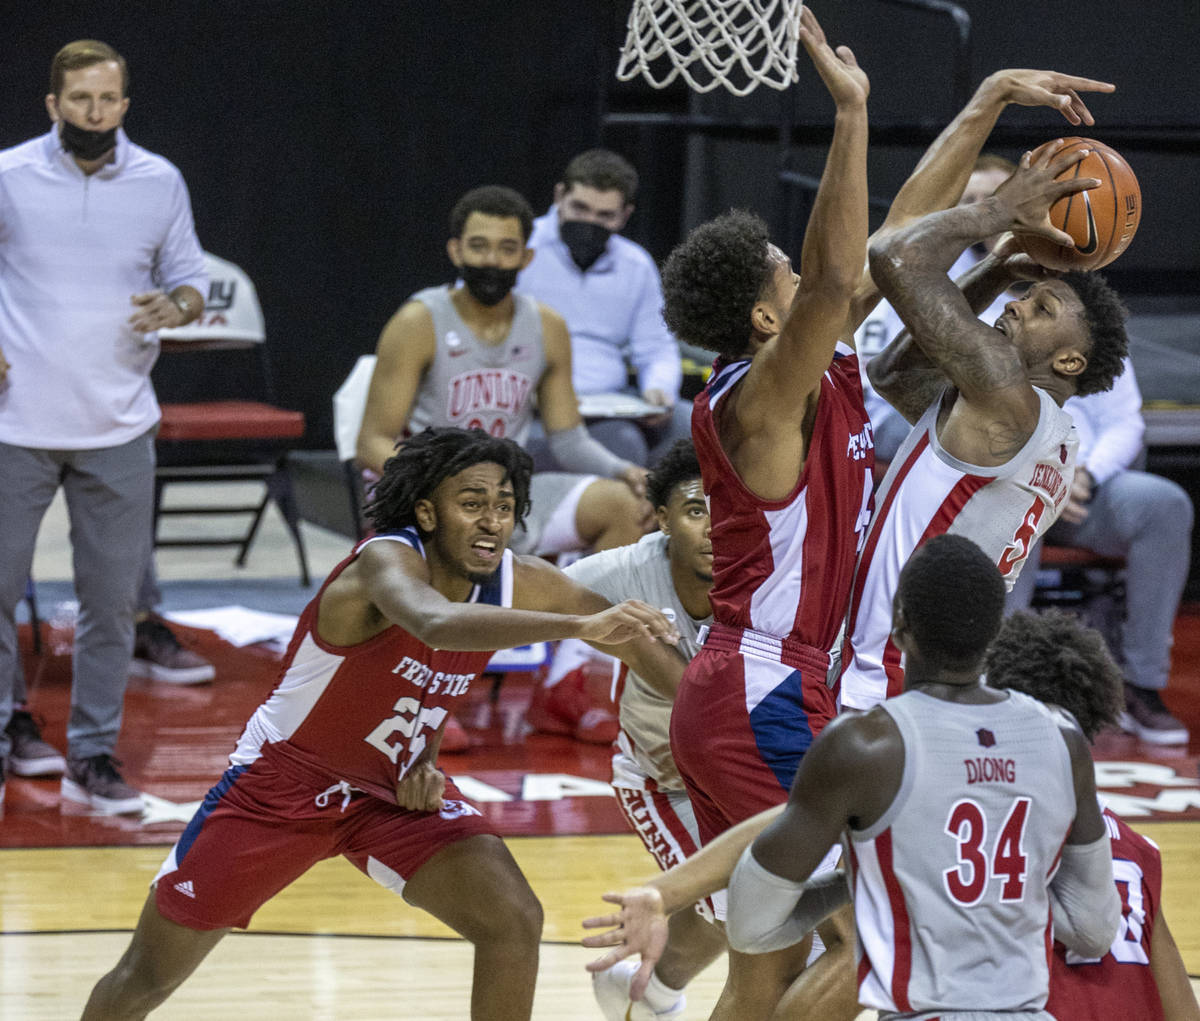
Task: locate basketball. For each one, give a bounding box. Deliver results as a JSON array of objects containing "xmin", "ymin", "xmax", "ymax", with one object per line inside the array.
[{"xmin": 1016, "ymin": 137, "xmax": 1141, "ymax": 272}]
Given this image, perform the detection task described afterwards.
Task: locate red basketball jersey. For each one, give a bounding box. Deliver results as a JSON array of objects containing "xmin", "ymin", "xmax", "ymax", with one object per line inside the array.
[
  {"xmin": 691, "ymin": 345, "xmax": 874, "ymax": 648},
  {"xmin": 1047, "ymin": 806, "xmax": 1164, "ymax": 1021},
  {"xmin": 229, "ymin": 528, "xmax": 510, "ymax": 802}
]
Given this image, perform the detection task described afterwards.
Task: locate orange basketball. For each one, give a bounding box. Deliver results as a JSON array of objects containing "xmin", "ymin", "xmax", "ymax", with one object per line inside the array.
[{"xmin": 1016, "ymin": 137, "xmax": 1141, "ymax": 272}]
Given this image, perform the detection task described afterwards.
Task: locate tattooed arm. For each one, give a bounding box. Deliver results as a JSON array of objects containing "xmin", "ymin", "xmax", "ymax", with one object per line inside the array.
[
  {"xmin": 867, "ymin": 147, "xmax": 1093, "ymax": 463},
  {"xmin": 867, "ymin": 237, "xmax": 1050, "ymax": 424}
]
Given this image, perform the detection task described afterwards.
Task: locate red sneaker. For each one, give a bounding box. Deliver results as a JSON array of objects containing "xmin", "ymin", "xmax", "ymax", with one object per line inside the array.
[
  {"xmin": 439, "ymin": 714, "xmax": 470, "ymax": 753},
  {"xmin": 526, "ymin": 669, "xmax": 618, "ymax": 745}
]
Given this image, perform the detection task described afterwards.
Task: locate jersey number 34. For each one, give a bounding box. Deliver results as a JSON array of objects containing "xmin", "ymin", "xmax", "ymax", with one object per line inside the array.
[{"xmin": 942, "ymin": 796, "xmax": 1031, "ymax": 905}]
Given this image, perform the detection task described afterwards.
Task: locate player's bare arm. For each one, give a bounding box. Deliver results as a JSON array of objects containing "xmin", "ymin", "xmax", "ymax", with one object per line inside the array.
[
  {"xmin": 535, "ymin": 305, "xmax": 585, "ymax": 433},
  {"xmin": 514, "ymin": 554, "xmax": 680, "ymax": 651},
  {"xmin": 868, "ymin": 146, "xmax": 1096, "ymax": 464},
  {"xmin": 524, "ymin": 562, "xmax": 687, "ymax": 696},
  {"xmin": 356, "ymin": 300, "xmax": 436, "ymax": 474},
  {"xmin": 751, "ymin": 709, "xmax": 900, "ymax": 881},
  {"xmin": 1148, "ymin": 911, "xmax": 1200, "ymax": 1020},
  {"xmin": 867, "ymin": 234, "xmax": 1049, "ymax": 424},
  {"xmin": 316, "ymin": 539, "xmax": 674, "ymax": 651},
  {"xmin": 847, "ymin": 68, "xmax": 1115, "ymax": 335},
  {"xmin": 582, "ymin": 804, "xmax": 784, "ymax": 998},
  {"xmin": 536, "ymin": 305, "xmax": 648, "ymax": 496},
  {"xmin": 736, "ymin": 7, "xmax": 867, "ymax": 438},
  {"xmin": 1059, "ymin": 716, "xmax": 1107, "ymax": 845}
]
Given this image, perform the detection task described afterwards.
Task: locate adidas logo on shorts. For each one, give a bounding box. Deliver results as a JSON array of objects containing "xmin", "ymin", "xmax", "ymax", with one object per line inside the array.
[{"xmin": 174, "ymin": 879, "xmax": 196, "ymax": 899}]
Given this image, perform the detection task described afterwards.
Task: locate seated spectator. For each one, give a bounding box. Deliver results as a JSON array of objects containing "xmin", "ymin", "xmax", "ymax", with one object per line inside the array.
[
  {"xmin": 356, "ymin": 185, "xmax": 654, "ymax": 746},
  {"xmin": 518, "ymin": 149, "xmax": 691, "ymax": 468},
  {"xmin": 1006, "ymin": 355, "xmax": 1194, "ymax": 746}
]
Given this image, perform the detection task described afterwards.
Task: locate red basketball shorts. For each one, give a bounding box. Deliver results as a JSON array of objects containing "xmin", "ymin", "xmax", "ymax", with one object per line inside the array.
[
  {"xmin": 154, "ymin": 757, "xmax": 495, "ymax": 930},
  {"xmin": 670, "ymin": 627, "xmax": 836, "ymax": 848}
]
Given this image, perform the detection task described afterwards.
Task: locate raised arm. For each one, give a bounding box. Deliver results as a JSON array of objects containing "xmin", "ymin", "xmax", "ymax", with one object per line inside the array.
[
  {"xmin": 867, "ymin": 235, "xmax": 1047, "ymax": 424},
  {"xmin": 356, "ymin": 301, "xmax": 436, "ymax": 475},
  {"xmin": 848, "ymin": 68, "xmax": 1115, "ymax": 335},
  {"xmin": 743, "ymin": 6, "xmax": 869, "ymax": 410},
  {"xmin": 867, "ymin": 146, "xmax": 1095, "ymax": 458}
]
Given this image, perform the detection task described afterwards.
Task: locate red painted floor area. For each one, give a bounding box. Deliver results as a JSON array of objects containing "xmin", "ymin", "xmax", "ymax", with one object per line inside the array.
[{"xmin": 4, "ymin": 610, "xmax": 1199, "ymax": 848}]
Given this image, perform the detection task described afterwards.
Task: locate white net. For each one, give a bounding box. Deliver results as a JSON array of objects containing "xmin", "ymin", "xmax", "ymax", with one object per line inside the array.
[{"xmin": 617, "ymin": 0, "xmax": 804, "ymax": 97}]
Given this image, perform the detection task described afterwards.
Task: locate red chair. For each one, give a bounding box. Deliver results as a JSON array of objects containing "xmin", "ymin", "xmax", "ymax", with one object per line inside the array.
[{"xmin": 153, "ymin": 253, "xmax": 310, "ymax": 585}]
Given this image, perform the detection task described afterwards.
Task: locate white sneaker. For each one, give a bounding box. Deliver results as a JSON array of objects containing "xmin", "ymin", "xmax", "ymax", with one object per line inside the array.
[{"xmin": 592, "ymin": 960, "xmax": 685, "ymax": 1020}]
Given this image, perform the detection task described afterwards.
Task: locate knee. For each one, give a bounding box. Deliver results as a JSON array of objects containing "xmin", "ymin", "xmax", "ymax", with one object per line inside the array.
[
  {"xmin": 464, "ymin": 883, "xmax": 543, "ymax": 951},
  {"xmin": 98, "ymin": 947, "xmax": 186, "ymax": 1015},
  {"xmin": 1136, "ymin": 476, "xmax": 1194, "ymax": 535}
]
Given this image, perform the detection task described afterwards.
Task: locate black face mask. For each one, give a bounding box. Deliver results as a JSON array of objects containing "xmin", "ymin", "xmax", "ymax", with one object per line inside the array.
[
  {"xmin": 459, "ymin": 264, "xmax": 519, "ymax": 307},
  {"xmin": 59, "ymin": 119, "xmax": 118, "ymax": 161},
  {"xmin": 559, "ymin": 219, "xmax": 613, "ymax": 272}
]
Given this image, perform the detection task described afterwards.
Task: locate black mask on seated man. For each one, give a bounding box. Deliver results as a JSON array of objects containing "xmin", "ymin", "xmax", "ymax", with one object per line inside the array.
[
  {"xmin": 59, "ymin": 120, "xmax": 118, "ymax": 161},
  {"xmin": 459, "ymin": 264, "xmax": 520, "ymax": 307},
  {"xmin": 560, "ymin": 220, "xmax": 613, "ymax": 272}
]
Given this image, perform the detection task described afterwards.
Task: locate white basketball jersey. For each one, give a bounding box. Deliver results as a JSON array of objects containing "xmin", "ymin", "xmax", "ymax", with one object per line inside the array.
[
  {"xmin": 840, "ymin": 387, "xmax": 1077, "ymax": 710},
  {"xmin": 849, "ymin": 689, "xmax": 1076, "ymax": 1020},
  {"xmin": 564, "ymin": 532, "xmax": 709, "ymax": 790},
  {"xmin": 406, "ymin": 285, "xmax": 546, "ymax": 444}
]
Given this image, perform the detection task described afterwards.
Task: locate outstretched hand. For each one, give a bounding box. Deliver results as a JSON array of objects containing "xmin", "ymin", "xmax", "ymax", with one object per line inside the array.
[
  {"xmin": 997, "ymin": 143, "xmax": 1099, "ymax": 248},
  {"xmin": 576, "ymin": 599, "xmax": 680, "ymax": 647},
  {"xmin": 991, "ymin": 68, "xmax": 1115, "ymax": 127},
  {"xmin": 582, "ymin": 887, "xmax": 671, "ymax": 1001},
  {"xmin": 797, "ymin": 5, "xmax": 869, "ymax": 108}
]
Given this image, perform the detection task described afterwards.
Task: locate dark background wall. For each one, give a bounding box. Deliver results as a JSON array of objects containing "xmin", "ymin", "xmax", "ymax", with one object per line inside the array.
[{"xmin": 4, "ymin": 1, "xmax": 1198, "ymax": 446}]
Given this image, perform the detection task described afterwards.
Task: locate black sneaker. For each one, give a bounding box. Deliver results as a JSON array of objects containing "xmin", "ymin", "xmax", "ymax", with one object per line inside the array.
[
  {"xmin": 5, "ymin": 708, "xmax": 66, "ymax": 777},
  {"xmin": 1117, "ymin": 685, "xmax": 1190, "ymax": 746},
  {"xmin": 61, "ymin": 754, "xmax": 144, "ymax": 815},
  {"xmin": 131, "ymin": 617, "xmax": 215, "ymax": 685}
]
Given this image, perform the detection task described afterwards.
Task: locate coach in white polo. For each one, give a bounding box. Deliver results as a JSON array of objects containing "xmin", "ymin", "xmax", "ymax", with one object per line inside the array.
[{"xmin": 0, "ymin": 40, "xmax": 206, "ymax": 814}]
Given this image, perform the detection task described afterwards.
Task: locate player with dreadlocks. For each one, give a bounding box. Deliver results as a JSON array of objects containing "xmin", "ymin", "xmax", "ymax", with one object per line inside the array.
[{"xmin": 84, "ymin": 427, "xmax": 681, "ymax": 1021}]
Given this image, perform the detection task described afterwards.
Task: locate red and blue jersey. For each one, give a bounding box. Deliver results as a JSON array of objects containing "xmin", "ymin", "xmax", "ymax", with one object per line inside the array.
[
  {"xmin": 229, "ymin": 528, "xmax": 512, "ymax": 802},
  {"xmin": 1048, "ymin": 806, "xmax": 1164, "ymax": 1021},
  {"xmin": 691, "ymin": 344, "xmax": 874, "ymax": 649}
]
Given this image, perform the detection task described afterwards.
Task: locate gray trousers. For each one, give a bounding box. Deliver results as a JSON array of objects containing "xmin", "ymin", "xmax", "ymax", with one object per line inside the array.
[
  {"xmin": 1006, "ymin": 468, "xmax": 1194, "ymax": 692},
  {"xmin": 1, "ymin": 430, "xmax": 156, "ymax": 760}
]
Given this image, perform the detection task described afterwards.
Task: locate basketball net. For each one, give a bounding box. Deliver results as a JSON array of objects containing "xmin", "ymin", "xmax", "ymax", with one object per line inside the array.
[{"xmin": 617, "ymin": 0, "xmax": 804, "ymax": 96}]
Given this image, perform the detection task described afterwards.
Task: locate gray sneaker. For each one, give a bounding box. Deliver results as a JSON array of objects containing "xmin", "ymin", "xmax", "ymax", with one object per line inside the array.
[
  {"xmin": 5, "ymin": 709, "xmax": 66, "ymax": 777},
  {"xmin": 61, "ymin": 754, "xmax": 144, "ymax": 815},
  {"xmin": 1117, "ymin": 685, "xmax": 1190, "ymax": 746},
  {"xmin": 131, "ymin": 617, "xmax": 216, "ymax": 685}
]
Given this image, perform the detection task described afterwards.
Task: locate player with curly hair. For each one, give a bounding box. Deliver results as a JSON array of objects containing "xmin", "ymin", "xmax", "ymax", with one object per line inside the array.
[
  {"xmin": 83, "ymin": 427, "xmax": 682, "ymax": 1021},
  {"xmin": 987, "ymin": 611, "xmax": 1200, "ymax": 1021},
  {"xmin": 659, "ymin": 13, "xmax": 1121, "ymax": 1011}
]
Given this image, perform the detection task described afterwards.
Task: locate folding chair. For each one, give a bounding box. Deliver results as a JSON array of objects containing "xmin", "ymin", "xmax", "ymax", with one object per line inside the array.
[
  {"xmin": 332, "ymin": 354, "xmax": 378, "ymax": 541},
  {"xmin": 153, "ymin": 253, "xmax": 310, "ymax": 585}
]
